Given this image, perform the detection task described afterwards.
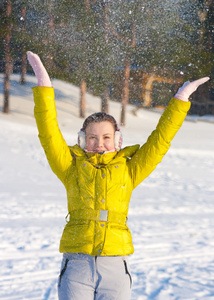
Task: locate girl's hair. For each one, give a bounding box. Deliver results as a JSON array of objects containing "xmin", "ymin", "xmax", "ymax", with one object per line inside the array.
[{"xmin": 82, "ymin": 112, "xmax": 119, "ymax": 132}]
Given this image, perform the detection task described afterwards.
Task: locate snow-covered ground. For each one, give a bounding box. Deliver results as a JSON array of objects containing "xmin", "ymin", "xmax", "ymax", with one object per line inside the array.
[{"xmin": 0, "ymin": 74, "xmax": 214, "ymax": 300}]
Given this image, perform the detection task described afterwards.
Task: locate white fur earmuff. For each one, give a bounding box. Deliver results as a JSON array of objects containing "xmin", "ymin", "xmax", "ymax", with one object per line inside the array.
[
  {"xmin": 77, "ymin": 130, "xmax": 86, "ymax": 150},
  {"xmin": 114, "ymin": 130, "xmax": 123, "ymax": 151}
]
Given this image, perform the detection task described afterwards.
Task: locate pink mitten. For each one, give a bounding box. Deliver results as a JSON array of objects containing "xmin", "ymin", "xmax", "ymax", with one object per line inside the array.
[
  {"xmin": 27, "ymin": 51, "xmax": 52, "ymax": 87},
  {"xmin": 174, "ymin": 77, "xmax": 210, "ymax": 102}
]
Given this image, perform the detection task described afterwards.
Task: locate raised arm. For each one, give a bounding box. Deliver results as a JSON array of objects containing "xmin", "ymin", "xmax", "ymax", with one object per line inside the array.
[
  {"xmin": 27, "ymin": 52, "xmax": 72, "ymax": 184},
  {"xmin": 129, "ymin": 77, "xmax": 210, "ymax": 189}
]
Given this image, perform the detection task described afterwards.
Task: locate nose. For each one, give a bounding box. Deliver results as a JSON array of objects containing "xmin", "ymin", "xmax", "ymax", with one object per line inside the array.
[{"xmin": 96, "ymin": 137, "xmax": 104, "ymax": 150}]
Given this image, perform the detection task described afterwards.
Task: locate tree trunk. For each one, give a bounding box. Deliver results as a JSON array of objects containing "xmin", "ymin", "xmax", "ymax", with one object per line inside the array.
[
  {"xmin": 101, "ymin": 86, "xmax": 109, "ymax": 113},
  {"xmin": 101, "ymin": 2, "xmax": 110, "ymax": 113},
  {"xmin": 47, "ymin": 2, "xmax": 55, "ymax": 73},
  {"xmin": 80, "ymin": 80, "xmax": 86, "ymax": 118},
  {"xmin": 85, "ymin": 0, "xmax": 90, "ymax": 10},
  {"xmin": 20, "ymin": 49, "xmax": 27, "ymax": 85},
  {"xmin": 20, "ymin": 6, "xmax": 27, "ymax": 85},
  {"xmin": 120, "ymin": 58, "xmax": 130, "ymax": 126},
  {"xmin": 3, "ymin": 0, "xmax": 12, "ymax": 113},
  {"xmin": 207, "ymin": 0, "xmax": 213, "ymax": 52}
]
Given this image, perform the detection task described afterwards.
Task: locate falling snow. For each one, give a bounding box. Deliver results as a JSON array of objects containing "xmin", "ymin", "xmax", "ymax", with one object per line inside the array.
[{"xmin": 1, "ymin": 74, "xmax": 214, "ymax": 299}]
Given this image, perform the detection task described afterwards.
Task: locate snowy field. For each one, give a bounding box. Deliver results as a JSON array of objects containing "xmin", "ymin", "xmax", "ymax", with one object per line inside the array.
[{"xmin": 0, "ymin": 74, "xmax": 214, "ymax": 300}]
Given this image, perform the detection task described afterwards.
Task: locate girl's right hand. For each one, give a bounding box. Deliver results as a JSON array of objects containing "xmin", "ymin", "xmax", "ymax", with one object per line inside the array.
[{"xmin": 27, "ymin": 51, "xmax": 52, "ymax": 87}]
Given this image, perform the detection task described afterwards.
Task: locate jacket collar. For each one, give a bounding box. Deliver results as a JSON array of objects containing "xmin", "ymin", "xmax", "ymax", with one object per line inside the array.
[{"xmin": 69, "ymin": 144, "xmax": 140, "ymax": 166}]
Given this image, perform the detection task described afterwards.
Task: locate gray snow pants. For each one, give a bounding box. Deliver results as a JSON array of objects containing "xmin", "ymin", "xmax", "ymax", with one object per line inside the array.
[{"xmin": 58, "ymin": 253, "xmax": 132, "ymax": 300}]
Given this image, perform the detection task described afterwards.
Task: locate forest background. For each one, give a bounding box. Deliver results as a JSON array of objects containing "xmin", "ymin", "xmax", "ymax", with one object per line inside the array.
[{"xmin": 0, "ymin": 0, "xmax": 213, "ymax": 125}]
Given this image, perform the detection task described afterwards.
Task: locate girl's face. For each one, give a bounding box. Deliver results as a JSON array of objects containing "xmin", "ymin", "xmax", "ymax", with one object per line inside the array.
[{"xmin": 85, "ymin": 121, "xmax": 115, "ymax": 152}]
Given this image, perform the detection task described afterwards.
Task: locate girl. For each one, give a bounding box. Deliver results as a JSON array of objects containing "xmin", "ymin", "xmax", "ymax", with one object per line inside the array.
[{"xmin": 27, "ymin": 51, "xmax": 209, "ymax": 300}]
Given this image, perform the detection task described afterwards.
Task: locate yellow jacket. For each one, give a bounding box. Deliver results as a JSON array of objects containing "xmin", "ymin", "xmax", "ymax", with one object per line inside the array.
[{"xmin": 33, "ymin": 87, "xmax": 190, "ymax": 256}]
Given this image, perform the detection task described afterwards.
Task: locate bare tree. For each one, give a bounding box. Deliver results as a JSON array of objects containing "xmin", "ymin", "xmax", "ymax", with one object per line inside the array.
[
  {"xmin": 20, "ymin": 5, "xmax": 27, "ymax": 85},
  {"xmin": 100, "ymin": 0, "xmax": 110, "ymax": 114},
  {"xmin": 3, "ymin": 0, "xmax": 12, "ymax": 113},
  {"xmin": 78, "ymin": 0, "xmax": 92, "ymax": 118},
  {"xmin": 81, "ymin": 0, "xmax": 114, "ymax": 115},
  {"xmin": 120, "ymin": 57, "xmax": 131, "ymax": 125},
  {"xmin": 80, "ymin": 80, "xmax": 86, "ymax": 118},
  {"xmin": 46, "ymin": 0, "xmax": 55, "ymax": 74},
  {"xmin": 107, "ymin": 3, "xmax": 137, "ymax": 126}
]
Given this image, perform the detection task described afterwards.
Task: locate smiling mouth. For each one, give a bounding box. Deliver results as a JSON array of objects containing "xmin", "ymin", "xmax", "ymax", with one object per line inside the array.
[{"xmin": 93, "ymin": 149, "xmax": 105, "ymax": 154}]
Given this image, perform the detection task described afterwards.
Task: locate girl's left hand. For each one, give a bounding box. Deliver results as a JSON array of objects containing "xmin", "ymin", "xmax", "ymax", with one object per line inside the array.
[{"xmin": 174, "ymin": 77, "xmax": 210, "ymax": 102}]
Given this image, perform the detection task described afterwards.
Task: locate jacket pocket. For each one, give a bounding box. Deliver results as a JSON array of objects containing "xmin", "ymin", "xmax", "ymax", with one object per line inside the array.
[{"xmin": 109, "ymin": 224, "xmax": 128, "ymax": 230}]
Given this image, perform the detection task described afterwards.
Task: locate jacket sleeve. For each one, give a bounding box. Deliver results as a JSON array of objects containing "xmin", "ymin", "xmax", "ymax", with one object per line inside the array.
[
  {"xmin": 129, "ymin": 97, "xmax": 191, "ymax": 189},
  {"xmin": 33, "ymin": 86, "xmax": 72, "ymax": 183}
]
